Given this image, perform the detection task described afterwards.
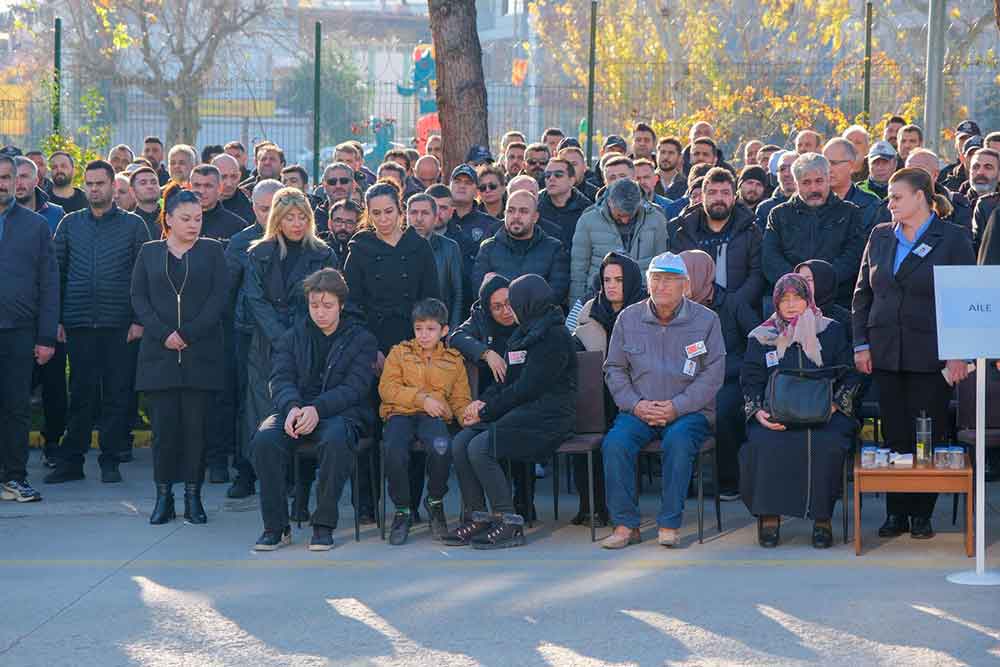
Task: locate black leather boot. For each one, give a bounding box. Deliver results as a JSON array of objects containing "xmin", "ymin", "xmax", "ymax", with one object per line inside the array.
[
  {"xmin": 183, "ymin": 482, "xmax": 207, "ymax": 524},
  {"xmin": 149, "ymin": 483, "xmax": 175, "ymax": 525}
]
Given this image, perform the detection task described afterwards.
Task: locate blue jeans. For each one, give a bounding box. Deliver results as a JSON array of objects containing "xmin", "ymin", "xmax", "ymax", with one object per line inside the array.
[{"xmin": 603, "ymin": 412, "xmax": 710, "ymax": 529}]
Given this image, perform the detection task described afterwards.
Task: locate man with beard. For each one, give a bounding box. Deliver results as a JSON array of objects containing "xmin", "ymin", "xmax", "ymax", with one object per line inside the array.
[
  {"xmin": 224, "ymin": 141, "xmax": 251, "ymax": 181},
  {"xmin": 736, "ymin": 166, "xmax": 768, "ymax": 210},
  {"xmin": 313, "ymin": 162, "xmax": 357, "ymax": 233},
  {"xmin": 762, "ymin": 153, "xmax": 865, "ymax": 307},
  {"xmin": 0, "ymin": 154, "xmax": 59, "ymax": 502},
  {"xmin": 473, "ymin": 189, "xmax": 570, "ymax": 305},
  {"xmin": 212, "ymin": 153, "xmax": 253, "ymax": 224},
  {"xmin": 13, "ymin": 156, "xmax": 64, "ymax": 234},
  {"xmin": 129, "ymin": 166, "xmax": 163, "ymax": 240},
  {"xmin": 142, "ymin": 136, "xmax": 169, "ymax": 185},
  {"xmin": 538, "ymin": 156, "xmax": 593, "ymax": 254},
  {"xmin": 446, "ymin": 165, "xmax": 500, "ymax": 313},
  {"xmin": 166, "ymin": 144, "xmax": 197, "ymax": 185},
  {"xmin": 48, "ymin": 151, "xmax": 88, "ymax": 214},
  {"xmin": 189, "ymin": 164, "xmax": 246, "ymax": 243},
  {"xmin": 655, "ymin": 136, "xmax": 686, "ymax": 200},
  {"xmin": 107, "ymin": 145, "xmax": 134, "ymax": 174},
  {"xmin": 859, "ymin": 140, "xmax": 897, "ymax": 200},
  {"xmin": 503, "ymin": 141, "xmax": 527, "ymax": 181},
  {"xmin": 426, "ymin": 183, "xmax": 454, "ymax": 235},
  {"xmin": 823, "ymin": 137, "xmax": 880, "ymax": 232},
  {"xmin": 239, "ymin": 142, "xmax": 285, "ymax": 194},
  {"xmin": 634, "ymin": 159, "xmax": 673, "ymax": 214},
  {"xmin": 755, "ymin": 151, "xmax": 798, "ymax": 230},
  {"xmin": 46, "ymin": 160, "xmax": 150, "ymax": 485},
  {"xmin": 321, "ymin": 199, "xmax": 361, "ymax": 269},
  {"xmin": 969, "ymin": 148, "xmax": 1000, "ymax": 250},
  {"xmin": 882, "ymin": 115, "xmax": 907, "ymax": 151},
  {"xmin": 25, "ymin": 150, "xmax": 54, "ymax": 194},
  {"xmin": 523, "ymin": 143, "xmax": 551, "ymax": 185},
  {"xmin": 743, "ymin": 140, "xmax": 763, "ymax": 169},
  {"xmin": 670, "ymin": 167, "xmax": 763, "ymax": 308},
  {"xmin": 223, "ymin": 179, "xmax": 283, "ymax": 498}
]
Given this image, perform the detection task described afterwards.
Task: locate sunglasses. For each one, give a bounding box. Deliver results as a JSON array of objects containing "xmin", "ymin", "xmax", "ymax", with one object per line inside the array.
[
  {"xmin": 326, "ymin": 177, "xmax": 352, "ymax": 186},
  {"xmin": 543, "ymin": 170, "xmax": 566, "ymax": 179},
  {"xmin": 478, "ymin": 182, "xmax": 500, "ymax": 192},
  {"xmin": 526, "ymin": 159, "xmax": 546, "ymax": 166}
]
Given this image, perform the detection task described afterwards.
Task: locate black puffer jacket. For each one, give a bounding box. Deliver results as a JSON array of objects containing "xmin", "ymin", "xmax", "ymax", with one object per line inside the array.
[
  {"xmin": 54, "ymin": 204, "xmax": 151, "ymax": 328},
  {"xmin": 709, "ymin": 290, "xmax": 761, "ymax": 383},
  {"xmin": 761, "ymin": 193, "xmax": 865, "ymax": 306},
  {"xmin": 473, "ymin": 226, "xmax": 570, "ymax": 305},
  {"xmin": 537, "ymin": 188, "xmax": 592, "ymax": 252},
  {"xmin": 670, "ymin": 203, "xmax": 764, "ymax": 308},
  {"xmin": 269, "ymin": 315, "xmax": 378, "ymax": 434},
  {"xmin": 201, "ymin": 203, "xmax": 247, "ymax": 244}
]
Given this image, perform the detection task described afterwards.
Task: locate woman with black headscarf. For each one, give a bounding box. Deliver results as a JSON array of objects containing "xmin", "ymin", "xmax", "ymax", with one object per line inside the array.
[
  {"xmin": 680, "ymin": 250, "xmax": 760, "ymax": 501},
  {"xmin": 795, "ymin": 259, "xmax": 852, "ymax": 334},
  {"xmin": 571, "ymin": 252, "xmax": 647, "ymax": 525},
  {"xmin": 740, "ymin": 274, "xmax": 862, "ymax": 549},
  {"xmin": 443, "ymin": 274, "xmax": 577, "ymax": 549},
  {"xmin": 448, "ymin": 274, "xmax": 518, "ymax": 393}
]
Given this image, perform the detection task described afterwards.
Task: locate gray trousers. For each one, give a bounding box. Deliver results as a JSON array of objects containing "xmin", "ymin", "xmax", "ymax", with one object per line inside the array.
[{"xmin": 452, "ymin": 424, "xmax": 514, "ymax": 515}]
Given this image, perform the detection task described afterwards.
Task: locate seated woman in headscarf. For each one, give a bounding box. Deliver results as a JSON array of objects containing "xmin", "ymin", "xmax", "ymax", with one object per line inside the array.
[
  {"xmin": 571, "ymin": 251, "xmax": 647, "ymax": 526},
  {"xmin": 679, "ymin": 250, "xmax": 760, "ymax": 502},
  {"xmin": 443, "ymin": 274, "xmax": 577, "ymax": 549},
  {"xmin": 739, "ymin": 273, "xmax": 863, "ymax": 550},
  {"xmin": 795, "ymin": 259, "xmax": 852, "ymax": 334}
]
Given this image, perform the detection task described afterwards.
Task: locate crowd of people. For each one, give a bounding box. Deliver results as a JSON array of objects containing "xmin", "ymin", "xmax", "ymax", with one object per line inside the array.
[{"xmin": 1, "ymin": 114, "xmax": 998, "ymax": 551}]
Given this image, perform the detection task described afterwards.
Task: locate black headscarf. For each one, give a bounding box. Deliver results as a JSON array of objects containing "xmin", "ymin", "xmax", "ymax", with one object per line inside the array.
[
  {"xmin": 590, "ymin": 251, "xmax": 647, "ymax": 334},
  {"xmin": 507, "ymin": 274, "xmax": 565, "ymax": 350},
  {"xmin": 476, "ymin": 273, "xmax": 517, "ymax": 341},
  {"xmin": 795, "ymin": 259, "xmax": 837, "ymax": 312}
]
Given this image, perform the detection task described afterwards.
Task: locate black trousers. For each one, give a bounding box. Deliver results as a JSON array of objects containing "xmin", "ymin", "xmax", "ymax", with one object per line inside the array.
[
  {"xmin": 715, "ymin": 379, "xmax": 747, "ymax": 490},
  {"xmin": 251, "ymin": 414, "xmax": 356, "ymax": 531},
  {"xmin": 0, "ymin": 328, "xmax": 36, "ymax": 482},
  {"xmin": 383, "ymin": 414, "xmax": 452, "ymax": 509},
  {"xmin": 31, "ymin": 340, "xmax": 67, "ymax": 452},
  {"xmin": 62, "ymin": 327, "xmax": 133, "ymax": 468},
  {"xmin": 233, "ymin": 330, "xmax": 254, "ymax": 476},
  {"xmin": 147, "ymin": 389, "xmax": 211, "ymax": 484},
  {"xmin": 874, "ymin": 369, "xmax": 950, "ymax": 519},
  {"xmin": 204, "ymin": 319, "xmax": 236, "ymax": 469}
]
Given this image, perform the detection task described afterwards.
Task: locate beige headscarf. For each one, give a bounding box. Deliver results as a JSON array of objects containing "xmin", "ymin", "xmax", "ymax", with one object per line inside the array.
[{"xmin": 680, "ymin": 250, "xmax": 716, "ymax": 306}]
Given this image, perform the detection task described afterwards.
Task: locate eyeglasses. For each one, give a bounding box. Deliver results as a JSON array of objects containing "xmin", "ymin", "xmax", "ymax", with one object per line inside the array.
[
  {"xmin": 526, "ymin": 159, "xmax": 546, "ymax": 166},
  {"xmin": 543, "ymin": 170, "xmax": 566, "ymax": 180},
  {"xmin": 478, "ymin": 182, "xmax": 500, "ymax": 192},
  {"xmin": 490, "ymin": 301, "xmax": 513, "ymax": 314},
  {"xmin": 326, "ymin": 177, "xmax": 352, "ymax": 186}
]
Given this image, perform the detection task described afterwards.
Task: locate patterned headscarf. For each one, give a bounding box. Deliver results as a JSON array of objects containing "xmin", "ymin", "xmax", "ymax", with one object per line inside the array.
[{"xmin": 749, "ymin": 273, "xmax": 832, "ymax": 366}]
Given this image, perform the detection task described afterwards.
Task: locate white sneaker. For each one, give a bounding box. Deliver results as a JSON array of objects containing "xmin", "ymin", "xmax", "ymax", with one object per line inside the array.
[{"xmin": 1, "ymin": 479, "xmax": 42, "ymax": 502}]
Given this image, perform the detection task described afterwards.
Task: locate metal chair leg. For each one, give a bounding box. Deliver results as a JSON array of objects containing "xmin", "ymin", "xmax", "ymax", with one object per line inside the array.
[
  {"xmin": 588, "ymin": 450, "xmax": 596, "ymax": 543},
  {"xmin": 552, "ymin": 455, "xmax": 559, "ymax": 521},
  {"xmin": 843, "ymin": 451, "xmax": 850, "ymax": 544},
  {"xmin": 294, "ymin": 449, "xmax": 303, "ymax": 529},
  {"xmin": 370, "ymin": 447, "xmax": 379, "ymax": 530},
  {"xmin": 697, "ymin": 450, "xmax": 705, "ymax": 544},
  {"xmin": 379, "ymin": 442, "xmax": 386, "ymax": 541},
  {"xmin": 952, "ymin": 492, "xmax": 959, "ymax": 526},
  {"xmin": 712, "ymin": 449, "xmax": 721, "ymax": 533},
  {"xmin": 353, "ymin": 453, "xmax": 360, "ymax": 542}
]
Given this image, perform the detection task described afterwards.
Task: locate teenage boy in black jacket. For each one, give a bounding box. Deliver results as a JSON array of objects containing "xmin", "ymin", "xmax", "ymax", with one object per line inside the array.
[
  {"xmin": 0, "ymin": 155, "xmax": 59, "ymax": 502},
  {"xmin": 251, "ymin": 268, "xmax": 377, "ymax": 552}
]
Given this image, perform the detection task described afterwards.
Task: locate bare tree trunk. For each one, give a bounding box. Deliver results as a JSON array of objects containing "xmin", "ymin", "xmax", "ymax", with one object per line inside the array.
[
  {"xmin": 427, "ymin": 0, "xmax": 489, "ymax": 180},
  {"xmin": 164, "ymin": 89, "xmax": 203, "ymax": 146}
]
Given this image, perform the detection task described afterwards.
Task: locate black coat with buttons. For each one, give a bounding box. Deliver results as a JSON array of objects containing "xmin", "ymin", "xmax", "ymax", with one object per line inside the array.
[{"xmin": 343, "ymin": 226, "xmax": 441, "ymax": 353}]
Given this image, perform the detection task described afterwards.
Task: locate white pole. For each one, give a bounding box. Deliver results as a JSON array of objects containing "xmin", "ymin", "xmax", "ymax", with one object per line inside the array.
[{"xmin": 947, "ymin": 358, "xmax": 1000, "ymax": 585}]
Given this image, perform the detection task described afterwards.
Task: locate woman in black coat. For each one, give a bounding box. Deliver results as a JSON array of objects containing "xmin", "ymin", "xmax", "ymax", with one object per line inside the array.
[
  {"xmin": 679, "ymin": 250, "xmax": 759, "ymax": 500},
  {"xmin": 853, "ymin": 168, "xmax": 976, "ymax": 540},
  {"xmin": 131, "ymin": 188, "xmax": 229, "ymax": 524},
  {"xmin": 449, "ymin": 274, "xmax": 518, "ymax": 392},
  {"xmin": 244, "ymin": 188, "xmax": 337, "ymax": 458},
  {"xmin": 443, "ymin": 274, "xmax": 577, "ymax": 549},
  {"xmin": 740, "ymin": 273, "xmax": 863, "ymax": 549}
]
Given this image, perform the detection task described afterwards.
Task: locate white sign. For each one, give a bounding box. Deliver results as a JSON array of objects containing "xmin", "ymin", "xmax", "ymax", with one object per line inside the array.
[{"xmin": 933, "ymin": 266, "xmax": 1000, "ymax": 360}]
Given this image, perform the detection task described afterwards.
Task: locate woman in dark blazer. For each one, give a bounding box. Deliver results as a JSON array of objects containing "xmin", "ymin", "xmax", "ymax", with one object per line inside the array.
[
  {"xmin": 131, "ymin": 187, "xmax": 229, "ymax": 524},
  {"xmin": 853, "ymin": 168, "xmax": 976, "ymax": 540}
]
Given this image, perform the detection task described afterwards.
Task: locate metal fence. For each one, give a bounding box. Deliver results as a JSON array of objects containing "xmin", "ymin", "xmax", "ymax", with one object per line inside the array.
[{"xmin": 2, "ymin": 59, "xmax": 997, "ymax": 170}]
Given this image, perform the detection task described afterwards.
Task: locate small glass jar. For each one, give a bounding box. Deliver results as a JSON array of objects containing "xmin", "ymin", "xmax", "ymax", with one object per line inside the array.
[
  {"xmin": 876, "ymin": 448, "xmax": 891, "ymax": 468},
  {"xmin": 949, "ymin": 446, "xmax": 965, "ymax": 469},
  {"xmin": 933, "ymin": 447, "xmax": 950, "ymax": 468},
  {"xmin": 861, "ymin": 447, "xmax": 877, "ymax": 469}
]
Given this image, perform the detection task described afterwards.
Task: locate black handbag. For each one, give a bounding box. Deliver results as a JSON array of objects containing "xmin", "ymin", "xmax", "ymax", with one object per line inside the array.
[{"xmin": 765, "ymin": 366, "xmax": 844, "ymax": 426}]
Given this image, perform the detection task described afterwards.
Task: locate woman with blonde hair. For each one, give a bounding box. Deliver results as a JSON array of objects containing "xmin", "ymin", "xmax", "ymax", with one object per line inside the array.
[{"xmin": 243, "ymin": 187, "xmax": 337, "ymax": 452}]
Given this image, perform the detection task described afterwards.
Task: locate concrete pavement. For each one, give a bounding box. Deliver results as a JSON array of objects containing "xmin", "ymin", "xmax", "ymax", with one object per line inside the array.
[{"xmin": 2, "ymin": 448, "xmax": 998, "ymax": 666}]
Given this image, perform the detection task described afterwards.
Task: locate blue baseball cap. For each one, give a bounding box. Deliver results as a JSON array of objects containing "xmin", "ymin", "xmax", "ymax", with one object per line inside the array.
[
  {"xmin": 451, "ymin": 163, "xmax": 478, "ymax": 183},
  {"xmin": 647, "ymin": 252, "xmax": 688, "ymax": 277}
]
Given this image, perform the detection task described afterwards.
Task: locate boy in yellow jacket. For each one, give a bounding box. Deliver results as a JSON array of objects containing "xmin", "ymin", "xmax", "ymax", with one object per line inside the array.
[{"xmin": 379, "ymin": 298, "xmax": 472, "ymax": 545}]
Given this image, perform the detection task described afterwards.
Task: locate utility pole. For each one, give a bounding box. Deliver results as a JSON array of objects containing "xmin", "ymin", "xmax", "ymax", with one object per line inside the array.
[
  {"xmin": 584, "ymin": 0, "xmax": 597, "ymax": 166},
  {"xmin": 923, "ymin": 0, "xmax": 946, "ymax": 154}
]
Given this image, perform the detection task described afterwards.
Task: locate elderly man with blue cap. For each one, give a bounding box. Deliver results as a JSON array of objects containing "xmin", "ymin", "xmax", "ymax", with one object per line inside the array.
[{"xmin": 600, "ymin": 252, "xmax": 725, "ymax": 549}]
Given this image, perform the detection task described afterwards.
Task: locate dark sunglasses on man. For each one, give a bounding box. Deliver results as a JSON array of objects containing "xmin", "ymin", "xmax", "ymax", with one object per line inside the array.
[
  {"xmin": 543, "ymin": 170, "xmax": 566, "ymax": 180},
  {"xmin": 478, "ymin": 182, "xmax": 500, "ymax": 192},
  {"xmin": 326, "ymin": 177, "xmax": 352, "ymax": 186}
]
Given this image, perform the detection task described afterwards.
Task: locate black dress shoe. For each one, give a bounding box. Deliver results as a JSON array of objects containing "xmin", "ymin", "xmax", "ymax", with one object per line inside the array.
[
  {"xmin": 570, "ymin": 510, "xmax": 609, "ymax": 527},
  {"xmin": 811, "ymin": 522, "xmax": 833, "ymax": 549},
  {"xmin": 101, "ymin": 465, "xmax": 123, "ymax": 484},
  {"xmin": 44, "ymin": 465, "xmax": 85, "ymax": 484},
  {"xmin": 910, "ymin": 516, "xmax": 935, "ymax": 539},
  {"xmin": 149, "ymin": 484, "xmax": 175, "ymax": 525},
  {"xmin": 878, "ymin": 514, "xmax": 909, "ymax": 537},
  {"xmin": 226, "ymin": 475, "xmax": 255, "ymax": 499},
  {"xmin": 758, "ymin": 517, "xmax": 780, "ymax": 548},
  {"xmin": 183, "ymin": 483, "xmax": 207, "ymax": 524},
  {"xmin": 208, "ymin": 465, "xmax": 229, "ymax": 484}
]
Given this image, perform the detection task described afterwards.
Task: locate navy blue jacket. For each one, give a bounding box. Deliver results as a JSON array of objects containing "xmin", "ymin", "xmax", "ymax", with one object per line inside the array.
[
  {"xmin": 0, "ymin": 204, "xmax": 59, "ymax": 345},
  {"xmin": 31, "ymin": 187, "xmax": 65, "ymax": 236}
]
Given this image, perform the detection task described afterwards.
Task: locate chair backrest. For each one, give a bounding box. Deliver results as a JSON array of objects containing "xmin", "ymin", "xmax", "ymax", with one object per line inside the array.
[
  {"xmin": 956, "ymin": 365, "xmax": 1000, "ymax": 429},
  {"xmin": 574, "ymin": 350, "xmax": 607, "ymax": 434},
  {"xmin": 465, "ymin": 360, "xmax": 479, "ymax": 400}
]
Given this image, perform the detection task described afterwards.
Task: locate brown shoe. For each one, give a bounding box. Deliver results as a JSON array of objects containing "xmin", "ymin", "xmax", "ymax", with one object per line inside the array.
[
  {"xmin": 657, "ymin": 527, "xmax": 680, "ymax": 547},
  {"xmin": 600, "ymin": 525, "xmax": 641, "ymax": 549}
]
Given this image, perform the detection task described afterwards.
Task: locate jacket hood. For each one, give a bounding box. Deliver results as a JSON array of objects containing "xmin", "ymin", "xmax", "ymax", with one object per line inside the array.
[
  {"xmin": 678, "ymin": 201, "xmax": 756, "ymax": 236},
  {"xmin": 478, "ymin": 273, "xmax": 510, "ymax": 305},
  {"xmin": 508, "ymin": 273, "xmax": 556, "ymax": 325}
]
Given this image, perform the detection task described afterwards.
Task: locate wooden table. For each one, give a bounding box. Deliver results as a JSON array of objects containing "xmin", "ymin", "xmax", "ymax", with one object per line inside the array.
[{"xmin": 853, "ymin": 456, "xmax": 973, "ymax": 556}]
